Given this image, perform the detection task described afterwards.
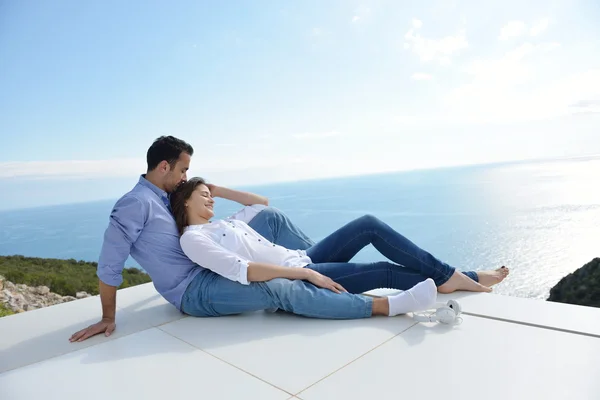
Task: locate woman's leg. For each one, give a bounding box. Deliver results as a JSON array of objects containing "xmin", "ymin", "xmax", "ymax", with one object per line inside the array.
[
  {"xmin": 305, "ymin": 214, "xmax": 504, "ymax": 291},
  {"xmin": 247, "ymin": 207, "xmax": 315, "ymax": 250},
  {"xmin": 306, "ymin": 261, "xmax": 430, "ymax": 293},
  {"xmin": 306, "ymin": 215, "xmax": 456, "ymax": 284}
]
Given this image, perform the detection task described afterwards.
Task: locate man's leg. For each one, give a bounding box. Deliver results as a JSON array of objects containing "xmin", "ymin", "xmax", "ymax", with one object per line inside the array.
[
  {"xmin": 181, "ymin": 269, "xmax": 374, "ymax": 319},
  {"xmin": 247, "ymin": 206, "xmax": 315, "ymax": 250}
]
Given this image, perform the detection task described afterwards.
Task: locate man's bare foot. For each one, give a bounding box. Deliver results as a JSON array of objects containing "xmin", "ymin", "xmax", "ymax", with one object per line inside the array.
[
  {"xmin": 438, "ymin": 271, "xmax": 492, "ymax": 294},
  {"xmin": 477, "ymin": 266, "xmax": 509, "ymax": 287}
]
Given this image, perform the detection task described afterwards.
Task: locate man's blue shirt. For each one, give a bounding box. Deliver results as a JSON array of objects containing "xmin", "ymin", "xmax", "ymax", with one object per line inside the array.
[{"xmin": 97, "ymin": 175, "xmax": 201, "ymax": 310}]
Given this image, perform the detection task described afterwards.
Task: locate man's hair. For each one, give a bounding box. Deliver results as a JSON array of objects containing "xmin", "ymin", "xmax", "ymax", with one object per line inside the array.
[
  {"xmin": 146, "ymin": 135, "xmax": 194, "ymax": 171},
  {"xmin": 169, "ymin": 177, "xmax": 207, "ymax": 235}
]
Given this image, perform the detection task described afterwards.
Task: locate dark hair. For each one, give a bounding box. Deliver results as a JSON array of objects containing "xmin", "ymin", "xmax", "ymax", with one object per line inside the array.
[
  {"xmin": 170, "ymin": 177, "xmax": 207, "ymax": 235},
  {"xmin": 146, "ymin": 135, "xmax": 194, "ymax": 171}
]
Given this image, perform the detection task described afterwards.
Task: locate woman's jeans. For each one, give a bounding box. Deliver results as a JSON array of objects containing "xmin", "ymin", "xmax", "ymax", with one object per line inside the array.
[
  {"xmin": 181, "ymin": 210, "xmax": 478, "ymax": 319},
  {"xmin": 244, "ymin": 206, "xmax": 316, "ymax": 250}
]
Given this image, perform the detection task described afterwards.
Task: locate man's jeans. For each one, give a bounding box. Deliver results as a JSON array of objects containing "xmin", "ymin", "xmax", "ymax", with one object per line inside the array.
[{"xmin": 181, "ymin": 209, "xmax": 477, "ymax": 319}]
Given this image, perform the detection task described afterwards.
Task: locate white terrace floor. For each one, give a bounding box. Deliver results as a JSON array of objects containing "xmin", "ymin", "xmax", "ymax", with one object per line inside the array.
[{"xmin": 2, "ymin": 283, "xmax": 600, "ymax": 400}]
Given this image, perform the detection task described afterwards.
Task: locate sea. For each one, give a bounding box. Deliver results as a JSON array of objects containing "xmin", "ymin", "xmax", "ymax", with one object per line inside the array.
[{"xmin": 1, "ymin": 155, "xmax": 599, "ymax": 301}]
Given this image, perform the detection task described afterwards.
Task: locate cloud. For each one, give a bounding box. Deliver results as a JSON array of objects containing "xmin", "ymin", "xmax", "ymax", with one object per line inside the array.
[
  {"xmin": 411, "ymin": 72, "xmax": 433, "ymax": 81},
  {"xmin": 530, "ymin": 18, "xmax": 549, "ymax": 36},
  {"xmin": 498, "ymin": 21, "xmax": 526, "ymax": 40},
  {"xmin": 438, "ymin": 42, "xmax": 594, "ymax": 123},
  {"xmin": 463, "ymin": 42, "xmax": 536, "ymax": 82},
  {"xmin": 0, "ymin": 159, "xmax": 144, "ymax": 180},
  {"xmin": 499, "ymin": 19, "xmax": 550, "ymax": 41},
  {"xmin": 351, "ymin": 6, "xmax": 371, "ymax": 23},
  {"xmin": 292, "ymin": 130, "xmax": 341, "ymax": 139},
  {"xmin": 570, "ymin": 99, "xmax": 600, "ymax": 109},
  {"xmin": 404, "ymin": 19, "xmax": 468, "ymax": 65},
  {"xmin": 311, "ymin": 27, "xmax": 322, "ymax": 36},
  {"xmin": 0, "ymin": 150, "xmax": 329, "ymax": 181},
  {"xmin": 569, "ymin": 99, "xmax": 600, "ymax": 115}
]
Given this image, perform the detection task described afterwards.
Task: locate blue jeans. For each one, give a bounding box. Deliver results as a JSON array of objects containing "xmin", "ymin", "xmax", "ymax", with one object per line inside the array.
[
  {"xmin": 182, "ymin": 207, "xmax": 371, "ymax": 319},
  {"xmin": 304, "ymin": 214, "xmax": 479, "ymax": 288},
  {"xmin": 246, "ymin": 206, "xmax": 315, "ymax": 250},
  {"xmin": 181, "ymin": 209, "xmax": 475, "ymax": 319},
  {"xmin": 181, "ymin": 271, "xmax": 372, "ymax": 319}
]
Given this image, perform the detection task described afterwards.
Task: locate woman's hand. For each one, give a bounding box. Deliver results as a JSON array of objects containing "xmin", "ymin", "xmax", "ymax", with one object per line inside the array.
[
  {"xmin": 204, "ymin": 183, "xmax": 268, "ymax": 206},
  {"xmin": 205, "ymin": 183, "xmax": 220, "ymax": 198},
  {"xmin": 305, "ymin": 270, "xmax": 347, "ymax": 294}
]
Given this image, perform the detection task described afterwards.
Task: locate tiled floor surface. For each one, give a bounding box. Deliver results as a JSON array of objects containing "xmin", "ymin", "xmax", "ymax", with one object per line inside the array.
[{"xmin": 2, "ymin": 283, "xmax": 599, "ymax": 399}]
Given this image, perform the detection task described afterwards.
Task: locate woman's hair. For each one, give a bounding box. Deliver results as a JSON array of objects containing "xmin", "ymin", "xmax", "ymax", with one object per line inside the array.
[{"xmin": 170, "ymin": 176, "xmax": 207, "ymax": 236}]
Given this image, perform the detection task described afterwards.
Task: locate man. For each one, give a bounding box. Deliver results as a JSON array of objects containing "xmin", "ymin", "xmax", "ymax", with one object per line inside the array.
[{"xmin": 69, "ymin": 135, "xmax": 315, "ymax": 342}]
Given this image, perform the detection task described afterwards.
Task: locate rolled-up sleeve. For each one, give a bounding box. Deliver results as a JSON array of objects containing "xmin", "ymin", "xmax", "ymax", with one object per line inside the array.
[
  {"xmin": 227, "ymin": 204, "xmax": 268, "ymax": 224},
  {"xmin": 97, "ymin": 195, "xmax": 146, "ymax": 287},
  {"xmin": 180, "ymin": 231, "xmax": 250, "ymax": 285}
]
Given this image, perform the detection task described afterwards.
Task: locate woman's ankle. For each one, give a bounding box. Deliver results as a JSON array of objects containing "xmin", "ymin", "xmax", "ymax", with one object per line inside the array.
[{"xmin": 371, "ymin": 298, "xmax": 389, "ymax": 316}]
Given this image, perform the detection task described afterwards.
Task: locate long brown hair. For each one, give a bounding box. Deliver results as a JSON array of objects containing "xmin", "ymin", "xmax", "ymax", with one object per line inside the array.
[{"xmin": 170, "ymin": 177, "xmax": 207, "ymax": 236}]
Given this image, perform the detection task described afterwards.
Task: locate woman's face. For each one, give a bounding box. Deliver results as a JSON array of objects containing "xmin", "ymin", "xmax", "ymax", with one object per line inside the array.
[{"xmin": 186, "ymin": 184, "xmax": 215, "ymax": 221}]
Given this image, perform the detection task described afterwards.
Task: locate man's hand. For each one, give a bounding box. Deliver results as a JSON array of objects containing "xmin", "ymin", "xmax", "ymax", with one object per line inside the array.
[
  {"xmin": 305, "ymin": 270, "xmax": 347, "ymax": 294},
  {"xmin": 69, "ymin": 317, "xmax": 116, "ymax": 343}
]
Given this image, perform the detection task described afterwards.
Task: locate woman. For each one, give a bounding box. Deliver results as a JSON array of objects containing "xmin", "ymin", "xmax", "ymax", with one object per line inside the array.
[{"xmin": 170, "ymin": 177, "xmax": 509, "ymax": 319}]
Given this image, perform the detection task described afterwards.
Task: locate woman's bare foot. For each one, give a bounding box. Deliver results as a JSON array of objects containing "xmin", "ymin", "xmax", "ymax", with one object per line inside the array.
[
  {"xmin": 477, "ymin": 266, "xmax": 510, "ymax": 287},
  {"xmin": 438, "ymin": 271, "xmax": 492, "ymax": 294}
]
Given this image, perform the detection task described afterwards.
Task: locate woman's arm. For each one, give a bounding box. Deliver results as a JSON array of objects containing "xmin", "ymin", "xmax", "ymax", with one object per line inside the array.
[
  {"xmin": 247, "ymin": 262, "xmax": 308, "ymax": 282},
  {"xmin": 180, "ymin": 231, "xmax": 345, "ymax": 293},
  {"xmin": 247, "ymin": 262, "xmax": 346, "ymax": 294},
  {"xmin": 208, "ymin": 184, "xmax": 268, "ymax": 206}
]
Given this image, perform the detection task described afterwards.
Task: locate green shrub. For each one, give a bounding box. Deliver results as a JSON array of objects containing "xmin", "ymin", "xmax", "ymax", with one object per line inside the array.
[
  {"xmin": 548, "ymin": 258, "xmax": 600, "ymax": 308},
  {"xmin": 0, "ymin": 302, "xmax": 14, "ymax": 317},
  {"xmin": 0, "ymin": 255, "xmax": 152, "ymax": 297}
]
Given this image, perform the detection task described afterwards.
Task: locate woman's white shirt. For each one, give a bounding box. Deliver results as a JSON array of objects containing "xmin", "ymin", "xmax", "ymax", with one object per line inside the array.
[{"xmin": 179, "ymin": 213, "xmax": 312, "ymax": 285}]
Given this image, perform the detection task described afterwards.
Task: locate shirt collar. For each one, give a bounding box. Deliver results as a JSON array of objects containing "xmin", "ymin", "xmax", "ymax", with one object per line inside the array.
[
  {"xmin": 184, "ymin": 223, "xmax": 211, "ymax": 232},
  {"xmin": 138, "ymin": 174, "xmax": 169, "ymax": 200}
]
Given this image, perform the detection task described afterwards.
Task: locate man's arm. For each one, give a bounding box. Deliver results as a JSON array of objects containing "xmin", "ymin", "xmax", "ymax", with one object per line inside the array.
[
  {"xmin": 208, "ymin": 184, "xmax": 268, "ymax": 206},
  {"xmin": 69, "ymin": 196, "xmax": 145, "ymax": 343}
]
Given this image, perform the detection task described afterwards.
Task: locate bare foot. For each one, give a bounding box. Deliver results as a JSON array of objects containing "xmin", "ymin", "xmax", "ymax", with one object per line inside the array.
[
  {"xmin": 438, "ymin": 271, "xmax": 492, "ymax": 294},
  {"xmin": 477, "ymin": 266, "xmax": 509, "ymax": 287}
]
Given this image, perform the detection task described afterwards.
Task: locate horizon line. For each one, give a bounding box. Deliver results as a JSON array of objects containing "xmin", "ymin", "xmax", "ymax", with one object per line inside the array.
[{"xmin": 1, "ymin": 152, "xmax": 598, "ymax": 213}]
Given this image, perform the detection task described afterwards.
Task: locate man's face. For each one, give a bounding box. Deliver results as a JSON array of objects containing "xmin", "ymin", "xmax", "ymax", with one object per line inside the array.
[{"xmin": 164, "ymin": 152, "xmax": 191, "ymax": 193}]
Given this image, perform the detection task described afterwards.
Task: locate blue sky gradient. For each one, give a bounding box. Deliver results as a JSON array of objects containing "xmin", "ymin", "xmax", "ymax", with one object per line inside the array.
[{"xmin": 1, "ymin": 0, "xmax": 600, "ymax": 209}]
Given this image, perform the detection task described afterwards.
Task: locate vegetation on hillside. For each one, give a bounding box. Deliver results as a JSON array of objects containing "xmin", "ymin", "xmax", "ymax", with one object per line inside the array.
[
  {"xmin": 547, "ymin": 257, "xmax": 600, "ymax": 308},
  {"xmin": 0, "ymin": 255, "xmax": 151, "ymax": 297},
  {"xmin": 0, "ymin": 302, "xmax": 14, "ymax": 317}
]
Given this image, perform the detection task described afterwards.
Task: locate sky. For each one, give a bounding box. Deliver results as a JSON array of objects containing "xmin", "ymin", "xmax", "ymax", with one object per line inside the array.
[{"xmin": 1, "ymin": 0, "xmax": 600, "ymax": 210}]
